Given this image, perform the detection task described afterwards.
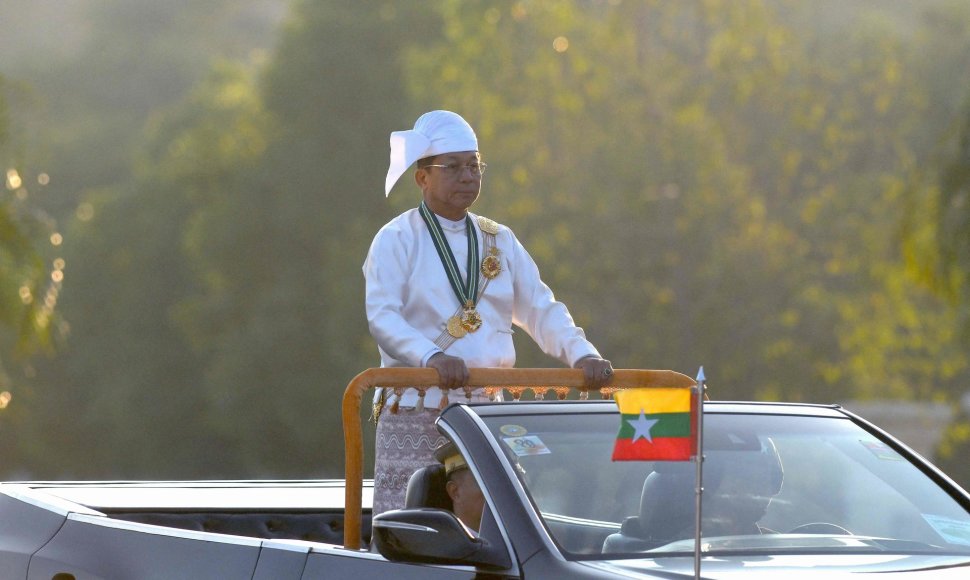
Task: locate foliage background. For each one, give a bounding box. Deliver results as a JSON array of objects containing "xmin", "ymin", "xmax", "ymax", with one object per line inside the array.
[{"xmin": 1, "ymin": 0, "xmax": 969, "ymax": 486}]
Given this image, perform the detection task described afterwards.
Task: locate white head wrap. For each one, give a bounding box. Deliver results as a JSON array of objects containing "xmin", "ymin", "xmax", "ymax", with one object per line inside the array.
[{"xmin": 384, "ymin": 110, "xmax": 478, "ymax": 196}]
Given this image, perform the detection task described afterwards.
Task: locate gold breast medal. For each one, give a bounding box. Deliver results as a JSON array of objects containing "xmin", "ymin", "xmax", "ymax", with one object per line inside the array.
[
  {"xmin": 478, "ymin": 215, "xmax": 502, "ymax": 282},
  {"xmin": 460, "ymin": 301, "xmax": 483, "ymax": 332},
  {"xmin": 447, "ymin": 314, "xmax": 467, "ymax": 338},
  {"xmin": 481, "ymin": 248, "xmax": 501, "ymax": 280}
]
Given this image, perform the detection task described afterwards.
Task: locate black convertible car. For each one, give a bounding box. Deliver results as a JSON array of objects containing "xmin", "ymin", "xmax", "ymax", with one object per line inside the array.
[{"xmin": 2, "ymin": 368, "xmax": 969, "ymax": 578}]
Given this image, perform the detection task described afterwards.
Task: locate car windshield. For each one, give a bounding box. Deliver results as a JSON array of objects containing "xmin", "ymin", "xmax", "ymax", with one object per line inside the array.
[{"xmin": 479, "ymin": 406, "xmax": 970, "ymax": 559}]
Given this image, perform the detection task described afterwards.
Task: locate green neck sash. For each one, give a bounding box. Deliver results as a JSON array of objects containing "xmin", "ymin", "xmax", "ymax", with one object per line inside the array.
[{"xmin": 418, "ymin": 201, "xmax": 480, "ymax": 308}]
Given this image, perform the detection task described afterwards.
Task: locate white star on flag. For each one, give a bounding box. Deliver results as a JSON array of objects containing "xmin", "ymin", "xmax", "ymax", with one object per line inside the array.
[{"xmin": 627, "ymin": 408, "xmax": 659, "ymax": 443}]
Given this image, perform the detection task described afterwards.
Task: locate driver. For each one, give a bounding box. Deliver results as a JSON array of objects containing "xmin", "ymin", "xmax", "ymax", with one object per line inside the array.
[
  {"xmin": 434, "ymin": 441, "xmax": 486, "ymax": 532},
  {"xmin": 701, "ymin": 437, "xmax": 785, "ymax": 537}
]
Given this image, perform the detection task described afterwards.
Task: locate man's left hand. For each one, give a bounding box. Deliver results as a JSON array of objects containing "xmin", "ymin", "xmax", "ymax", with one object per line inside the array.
[{"xmin": 575, "ymin": 356, "xmax": 614, "ymax": 390}]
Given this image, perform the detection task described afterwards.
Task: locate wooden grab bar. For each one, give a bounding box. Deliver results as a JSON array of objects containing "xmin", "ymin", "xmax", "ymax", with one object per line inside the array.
[{"xmin": 341, "ymin": 367, "xmax": 695, "ymax": 550}]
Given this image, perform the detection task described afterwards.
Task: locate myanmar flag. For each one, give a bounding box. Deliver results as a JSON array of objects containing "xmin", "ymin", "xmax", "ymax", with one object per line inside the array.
[{"xmin": 612, "ymin": 387, "xmax": 697, "ymax": 461}]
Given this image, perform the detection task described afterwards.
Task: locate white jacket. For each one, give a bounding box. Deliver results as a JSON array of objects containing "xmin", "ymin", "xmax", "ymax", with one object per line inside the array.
[{"xmin": 363, "ymin": 208, "xmax": 599, "ymax": 408}]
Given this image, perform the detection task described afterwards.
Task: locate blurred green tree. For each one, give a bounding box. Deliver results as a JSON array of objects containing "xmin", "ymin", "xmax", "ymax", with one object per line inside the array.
[
  {"xmin": 1, "ymin": 74, "xmax": 63, "ymax": 477},
  {"xmin": 898, "ymin": 1, "xmax": 970, "ymax": 491},
  {"xmin": 147, "ymin": 1, "xmax": 441, "ymax": 476},
  {"xmin": 405, "ymin": 0, "xmax": 969, "ymax": 405},
  {"xmin": 2, "ymin": 0, "xmax": 286, "ymax": 220},
  {"xmin": 0, "ymin": 0, "xmax": 287, "ymax": 478},
  {"xmin": 930, "ymin": 102, "xmax": 970, "ymax": 490},
  {"xmin": 907, "ymin": 98, "xmax": 970, "ymax": 335},
  {"xmin": 0, "ymin": 77, "xmax": 56, "ymax": 352}
]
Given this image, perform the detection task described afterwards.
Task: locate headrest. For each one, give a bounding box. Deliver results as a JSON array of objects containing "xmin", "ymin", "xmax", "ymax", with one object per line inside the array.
[
  {"xmin": 404, "ymin": 464, "xmax": 453, "ymax": 511},
  {"xmin": 638, "ymin": 463, "xmax": 695, "ymax": 540}
]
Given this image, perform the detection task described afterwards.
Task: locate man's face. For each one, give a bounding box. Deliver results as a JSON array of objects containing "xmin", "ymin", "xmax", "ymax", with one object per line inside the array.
[
  {"xmin": 446, "ymin": 468, "xmax": 485, "ymax": 532},
  {"xmin": 416, "ymin": 151, "xmax": 482, "ymax": 220}
]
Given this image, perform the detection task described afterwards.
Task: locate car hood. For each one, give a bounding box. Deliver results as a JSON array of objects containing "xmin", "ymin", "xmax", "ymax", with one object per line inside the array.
[{"xmin": 580, "ymin": 553, "xmax": 970, "ymax": 578}]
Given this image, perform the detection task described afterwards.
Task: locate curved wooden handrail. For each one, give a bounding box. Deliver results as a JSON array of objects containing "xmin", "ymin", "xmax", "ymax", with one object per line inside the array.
[{"xmin": 341, "ymin": 367, "xmax": 695, "ymax": 550}]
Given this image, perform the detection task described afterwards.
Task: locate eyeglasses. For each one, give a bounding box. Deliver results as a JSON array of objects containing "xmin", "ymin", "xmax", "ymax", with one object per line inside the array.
[{"xmin": 424, "ymin": 162, "xmax": 488, "ymax": 178}]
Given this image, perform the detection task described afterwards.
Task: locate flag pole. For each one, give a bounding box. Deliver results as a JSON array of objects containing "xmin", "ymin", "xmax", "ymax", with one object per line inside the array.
[{"xmin": 693, "ymin": 366, "xmax": 706, "ymax": 580}]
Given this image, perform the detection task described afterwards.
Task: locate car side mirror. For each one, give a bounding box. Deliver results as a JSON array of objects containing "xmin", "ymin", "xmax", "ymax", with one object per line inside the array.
[{"xmin": 372, "ymin": 508, "xmax": 510, "ymax": 569}]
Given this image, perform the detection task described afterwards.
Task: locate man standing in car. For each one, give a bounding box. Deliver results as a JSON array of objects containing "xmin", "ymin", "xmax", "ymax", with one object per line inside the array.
[{"xmin": 364, "ymin": 110, "xmax": 613, "ymax": 515}]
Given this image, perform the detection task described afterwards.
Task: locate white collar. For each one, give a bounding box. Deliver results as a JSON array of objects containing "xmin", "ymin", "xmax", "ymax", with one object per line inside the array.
[{"xmin": 435, "ymin": 213, "xmax": 469, "ymax": 232}]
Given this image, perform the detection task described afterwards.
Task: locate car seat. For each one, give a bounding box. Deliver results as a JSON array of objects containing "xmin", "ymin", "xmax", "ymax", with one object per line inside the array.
[{"xmin": 602, "ymin": 464, "xmax": 696, "ymax": 553}]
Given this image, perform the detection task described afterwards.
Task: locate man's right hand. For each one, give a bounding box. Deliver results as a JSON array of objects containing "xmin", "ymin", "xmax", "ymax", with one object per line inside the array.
[{"xmin": 427, "ymin": 352, "xmax": 470, "ymax": 390}]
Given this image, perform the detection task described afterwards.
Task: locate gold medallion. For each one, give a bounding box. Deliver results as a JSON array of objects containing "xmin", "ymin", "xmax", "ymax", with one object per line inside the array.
[
  {"xmin": 460, "ymin": 307, "xmax": 482, "ymax": 332},
  {"xmin": 481, "ymin": 254, "xmax": 502, "ymax": 279},
  {"xmin": 477, "ymin": 216, "xmax": 500, "ymax": 235},
  {"xmin": 447, "ymin": 315, "xmax": 467, "ymax": 338}
]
